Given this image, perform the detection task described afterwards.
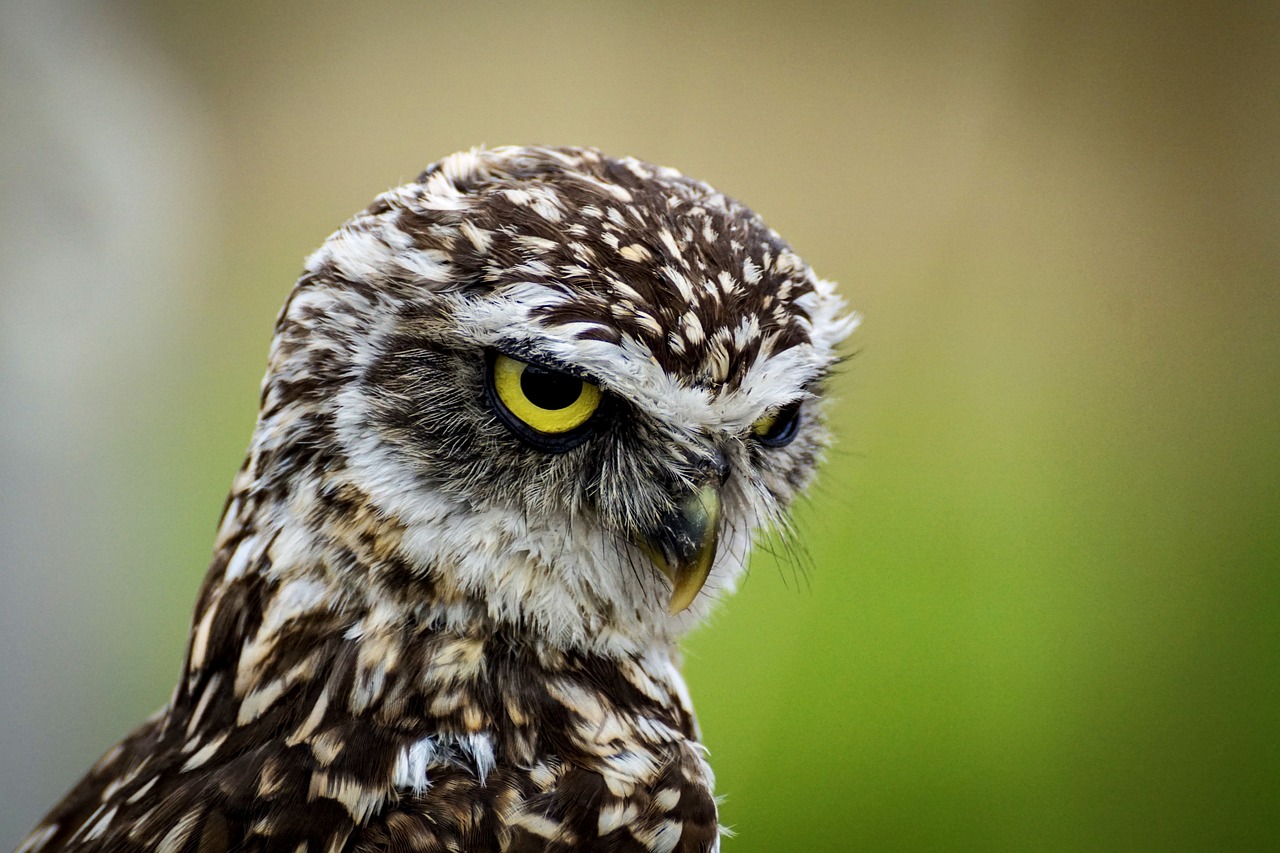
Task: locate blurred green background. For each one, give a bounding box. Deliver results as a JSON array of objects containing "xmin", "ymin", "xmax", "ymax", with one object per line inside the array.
[{"xmin": 2, "ymin": 1, "xmax": 1277, "ymax": 850}]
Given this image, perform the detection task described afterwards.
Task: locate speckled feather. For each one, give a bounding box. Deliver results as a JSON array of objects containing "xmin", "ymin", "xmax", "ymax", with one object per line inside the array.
[{"xmin": 20, "ymin": 147, "xmax": 855, "ymax": 853}]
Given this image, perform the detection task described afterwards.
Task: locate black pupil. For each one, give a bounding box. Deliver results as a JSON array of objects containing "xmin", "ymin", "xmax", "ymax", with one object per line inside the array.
[{"xmin": 521, "ymin": 365, "xmax": 583, "ymax": 410}]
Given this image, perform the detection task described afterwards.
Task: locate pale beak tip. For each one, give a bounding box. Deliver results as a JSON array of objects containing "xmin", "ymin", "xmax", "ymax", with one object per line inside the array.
[{"xmin": 643, "ymin": 483, "xmax": 722, "ymax": 616}]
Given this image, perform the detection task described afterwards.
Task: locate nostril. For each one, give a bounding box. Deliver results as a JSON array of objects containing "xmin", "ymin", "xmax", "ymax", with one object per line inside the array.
[{"xmin": 676, "ymin": 445, "xmax": 729, "ymax": 488}]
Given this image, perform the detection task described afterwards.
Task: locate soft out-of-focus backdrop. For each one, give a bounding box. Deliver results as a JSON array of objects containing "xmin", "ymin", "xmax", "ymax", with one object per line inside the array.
[{"xmin": 2, "ymin": 1, "xmax": 1276, "ymax": 849}]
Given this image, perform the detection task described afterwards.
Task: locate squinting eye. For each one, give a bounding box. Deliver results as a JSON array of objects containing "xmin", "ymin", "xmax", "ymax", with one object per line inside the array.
[
  {"xmin": 751, "ymin": 401, "xmax": 801, "ymax": 447},
  {"xmin": 488, "ymin": 353, "xmax": 602, "ymax": 450}
]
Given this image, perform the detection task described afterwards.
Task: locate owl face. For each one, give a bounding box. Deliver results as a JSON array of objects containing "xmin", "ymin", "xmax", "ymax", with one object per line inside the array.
[{"xmin": 255, "ymin": 147, "xmax": 854, "ymax": 653}]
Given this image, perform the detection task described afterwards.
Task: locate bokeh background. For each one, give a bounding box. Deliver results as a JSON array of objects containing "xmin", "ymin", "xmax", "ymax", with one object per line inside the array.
[{"xmin": 2, "ymin": 1, "xmax": 1277, "ymax": 849}]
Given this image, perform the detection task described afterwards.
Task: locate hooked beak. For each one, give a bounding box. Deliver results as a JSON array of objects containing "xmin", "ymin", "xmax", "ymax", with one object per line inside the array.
[{"xmin": 642, "ymin": 483, "xmax": 721, "ymax": 614}]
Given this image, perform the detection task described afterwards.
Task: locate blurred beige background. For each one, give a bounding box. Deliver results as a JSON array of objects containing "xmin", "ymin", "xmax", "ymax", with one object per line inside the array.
[{"xmin": 2, "ymin": 1, "xmax": 1277, "ymax": 850}]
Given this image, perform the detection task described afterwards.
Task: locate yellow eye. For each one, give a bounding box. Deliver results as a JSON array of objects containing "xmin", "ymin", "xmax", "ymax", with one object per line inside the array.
[
  {"xmin": 490, "ymin": 353, "xmax": 602, "ymax": 443},
  {"xmin": 751, "ymin": 401, "xmax": 801, "ymax": 447},
  {"xmin": 752, "ymin": 411, "xmax": 779, "ymax": 436}
]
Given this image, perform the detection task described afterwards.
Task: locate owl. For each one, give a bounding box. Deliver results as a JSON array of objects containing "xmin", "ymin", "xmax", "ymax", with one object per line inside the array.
[{"xmin": 19, "ymin": 146, "xmax": 855, "ymax": 853}]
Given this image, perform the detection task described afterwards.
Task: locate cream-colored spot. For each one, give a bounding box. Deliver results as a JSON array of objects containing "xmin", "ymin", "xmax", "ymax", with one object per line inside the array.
[
  {"xmin": 509, "ymin": 811, "xmax": 571, "ymax": 841},
  {"xmin": 223, "ymin": 534, "xmax": 259, "ymax": 580},
  {"xmin": 181, "ymin": 733, "xmax": 227, "ymax": 771},
  {"xmin": 597, "ymin": 801, "xmax": 639, "ymax": 835},
  {"xmin": 528, "ymin": 760, "xmax": 559, "ymax": 789},
  {"xmin": 460, "ymin": 220, "xmax": 492, "ymax": 252},
  {"xmin": 653, "ymin": 787, "xmax": 682, "ymax": 812},
  {"xmin": 126, "ymin": 776, "xmax": 159, "ymax": 804},
  {"xmin": 257, "ymin": 756, "xmax": 288, "ymax": 797},
  {"xmin": 185, "ymin": 673, "xmax": 222, "ymax": 737},
  {"xmin": 188, "ymin": 601, "xmax": 218, "ymax": 671},
  {"xmin": 311, "ymin": 730, "xmax": 345, "ymax": 766},
  {"xmin": 237, "ymin": 679, "xmax": 286, "ymax": 726},
  {"xmin": 619, "ymin": 244, "xmax": 653, "ymax": 263},
  {"xmin": 309, "ymin": 771, "xmax": 384, "ymax": 823},
  {"xmin": 155, "ymin": 810, "xmax": 201, "ymax": 853},
  {"xmin": 633, "ymin": 819, "xmax": 682, "ymax": 853},
  {"xmin": 286, "ymin": 684, "xmax": 330, "ymax": 745},
  {"xmin": 682, "ymin": 310, "xmax": 705, "ymax": 345},
  {"xmin": 598, "ymin": 750, "xmax": 661, "ymax": 798}
]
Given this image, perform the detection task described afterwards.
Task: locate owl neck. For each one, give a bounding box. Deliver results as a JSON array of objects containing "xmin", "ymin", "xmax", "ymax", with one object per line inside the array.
[
  {"xmin": 181, "ymin": 455, "xmax": 700, "ymax": 703},
  {"xmin": 166, "ymin": 469, "xmax": 714, "ymax": 845}
]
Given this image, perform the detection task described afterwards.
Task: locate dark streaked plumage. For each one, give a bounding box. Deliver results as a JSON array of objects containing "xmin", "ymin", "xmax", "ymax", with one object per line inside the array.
[{"xmin": 20, "ymin": 146, "xmax": 855, "ymax": 853}]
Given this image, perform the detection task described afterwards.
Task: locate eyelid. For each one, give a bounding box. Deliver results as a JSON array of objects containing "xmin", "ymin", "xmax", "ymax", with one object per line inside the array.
[
  {"xmin": 485, "ymin": 351, "xmax": 605, "ymax": 452},
  {"xmin": 491, "ymin": 345, "xmax": 600, "ymax": 385}
]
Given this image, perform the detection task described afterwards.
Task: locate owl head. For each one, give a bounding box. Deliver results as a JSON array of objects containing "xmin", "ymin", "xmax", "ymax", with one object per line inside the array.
[{"xmin": 239, "ymin": 146, "xmax": 855, "ymax": 656}]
